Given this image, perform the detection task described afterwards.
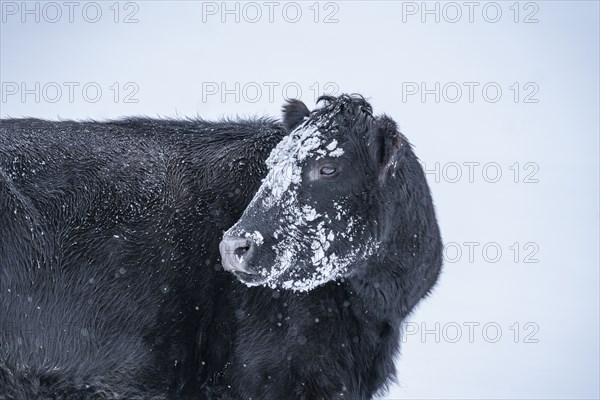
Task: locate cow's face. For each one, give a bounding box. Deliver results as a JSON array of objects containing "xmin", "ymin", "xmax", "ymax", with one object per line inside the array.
[{"xmin": 220, "ymin": 95, "xmax": 404, "ymax": 291}]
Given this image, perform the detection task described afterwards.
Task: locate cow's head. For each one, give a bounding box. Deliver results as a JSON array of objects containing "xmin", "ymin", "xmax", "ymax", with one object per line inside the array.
[{"xmin": 220, "ymin": 94, "xmax": 407, "ymax": 291}]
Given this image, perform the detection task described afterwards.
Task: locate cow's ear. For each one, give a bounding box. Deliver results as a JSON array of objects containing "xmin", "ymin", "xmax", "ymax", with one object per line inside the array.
[
  {"xmin": 282, "ymin": 99, "xmax": 310, "ymax": 132},
  {"xmin": 369, "ymin": 115, "xmax": 404, "ymax": 183}
]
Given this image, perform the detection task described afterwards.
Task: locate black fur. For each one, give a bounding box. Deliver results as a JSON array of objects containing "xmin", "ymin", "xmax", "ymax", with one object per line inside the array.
[
  {"xmin": 0, "ymin": 117, "xmax": 285, "ymax": 399},
  {"xmin": 0, "ymin": 94, "xmax": 442, "ymax": 399}
]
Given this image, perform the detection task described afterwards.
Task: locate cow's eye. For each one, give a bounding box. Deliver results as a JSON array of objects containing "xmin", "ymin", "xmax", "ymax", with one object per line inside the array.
[{"xmin": 320, "ymin": 165, "xmax": 337, "ymax": 176}]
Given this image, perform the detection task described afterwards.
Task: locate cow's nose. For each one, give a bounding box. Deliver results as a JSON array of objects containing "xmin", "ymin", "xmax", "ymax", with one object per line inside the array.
[{"xmin": 219, "ymin": 236, "xmax": 256, "ymax": 273}]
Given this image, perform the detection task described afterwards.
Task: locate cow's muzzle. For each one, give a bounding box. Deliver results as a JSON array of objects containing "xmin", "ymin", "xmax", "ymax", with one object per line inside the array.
[{"xmin": 219, "ymin": 236, "xmax": 256, "ymax": 273}]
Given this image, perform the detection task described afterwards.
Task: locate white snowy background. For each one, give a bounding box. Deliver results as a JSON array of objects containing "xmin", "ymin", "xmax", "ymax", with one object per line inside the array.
[{"xmin": 1, "ymin": 1, "xmax": 599, "ymax": 399}]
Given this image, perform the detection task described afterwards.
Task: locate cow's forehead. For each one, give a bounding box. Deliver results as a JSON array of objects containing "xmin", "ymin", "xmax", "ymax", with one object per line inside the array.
[{"xmin": 266, "ymin": 120, "xmax": 343, "ymax": 169}]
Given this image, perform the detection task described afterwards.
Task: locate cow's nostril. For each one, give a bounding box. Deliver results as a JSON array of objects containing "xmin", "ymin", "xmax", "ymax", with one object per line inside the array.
[{"xmin": 234, "ymin": 244, "xmax": 251, "ymax": 257}]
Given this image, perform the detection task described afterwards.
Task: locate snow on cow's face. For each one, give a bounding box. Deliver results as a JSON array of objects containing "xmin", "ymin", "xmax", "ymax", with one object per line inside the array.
[{"xmin": 223, "ymin": 96, "xmax": 384, "ymax": 292}]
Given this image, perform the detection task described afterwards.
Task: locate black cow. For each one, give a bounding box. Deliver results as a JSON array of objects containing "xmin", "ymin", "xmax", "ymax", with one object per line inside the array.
[{"xmin": 0, "ymin": 94, "xmax": 442, "ymax": 400}]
